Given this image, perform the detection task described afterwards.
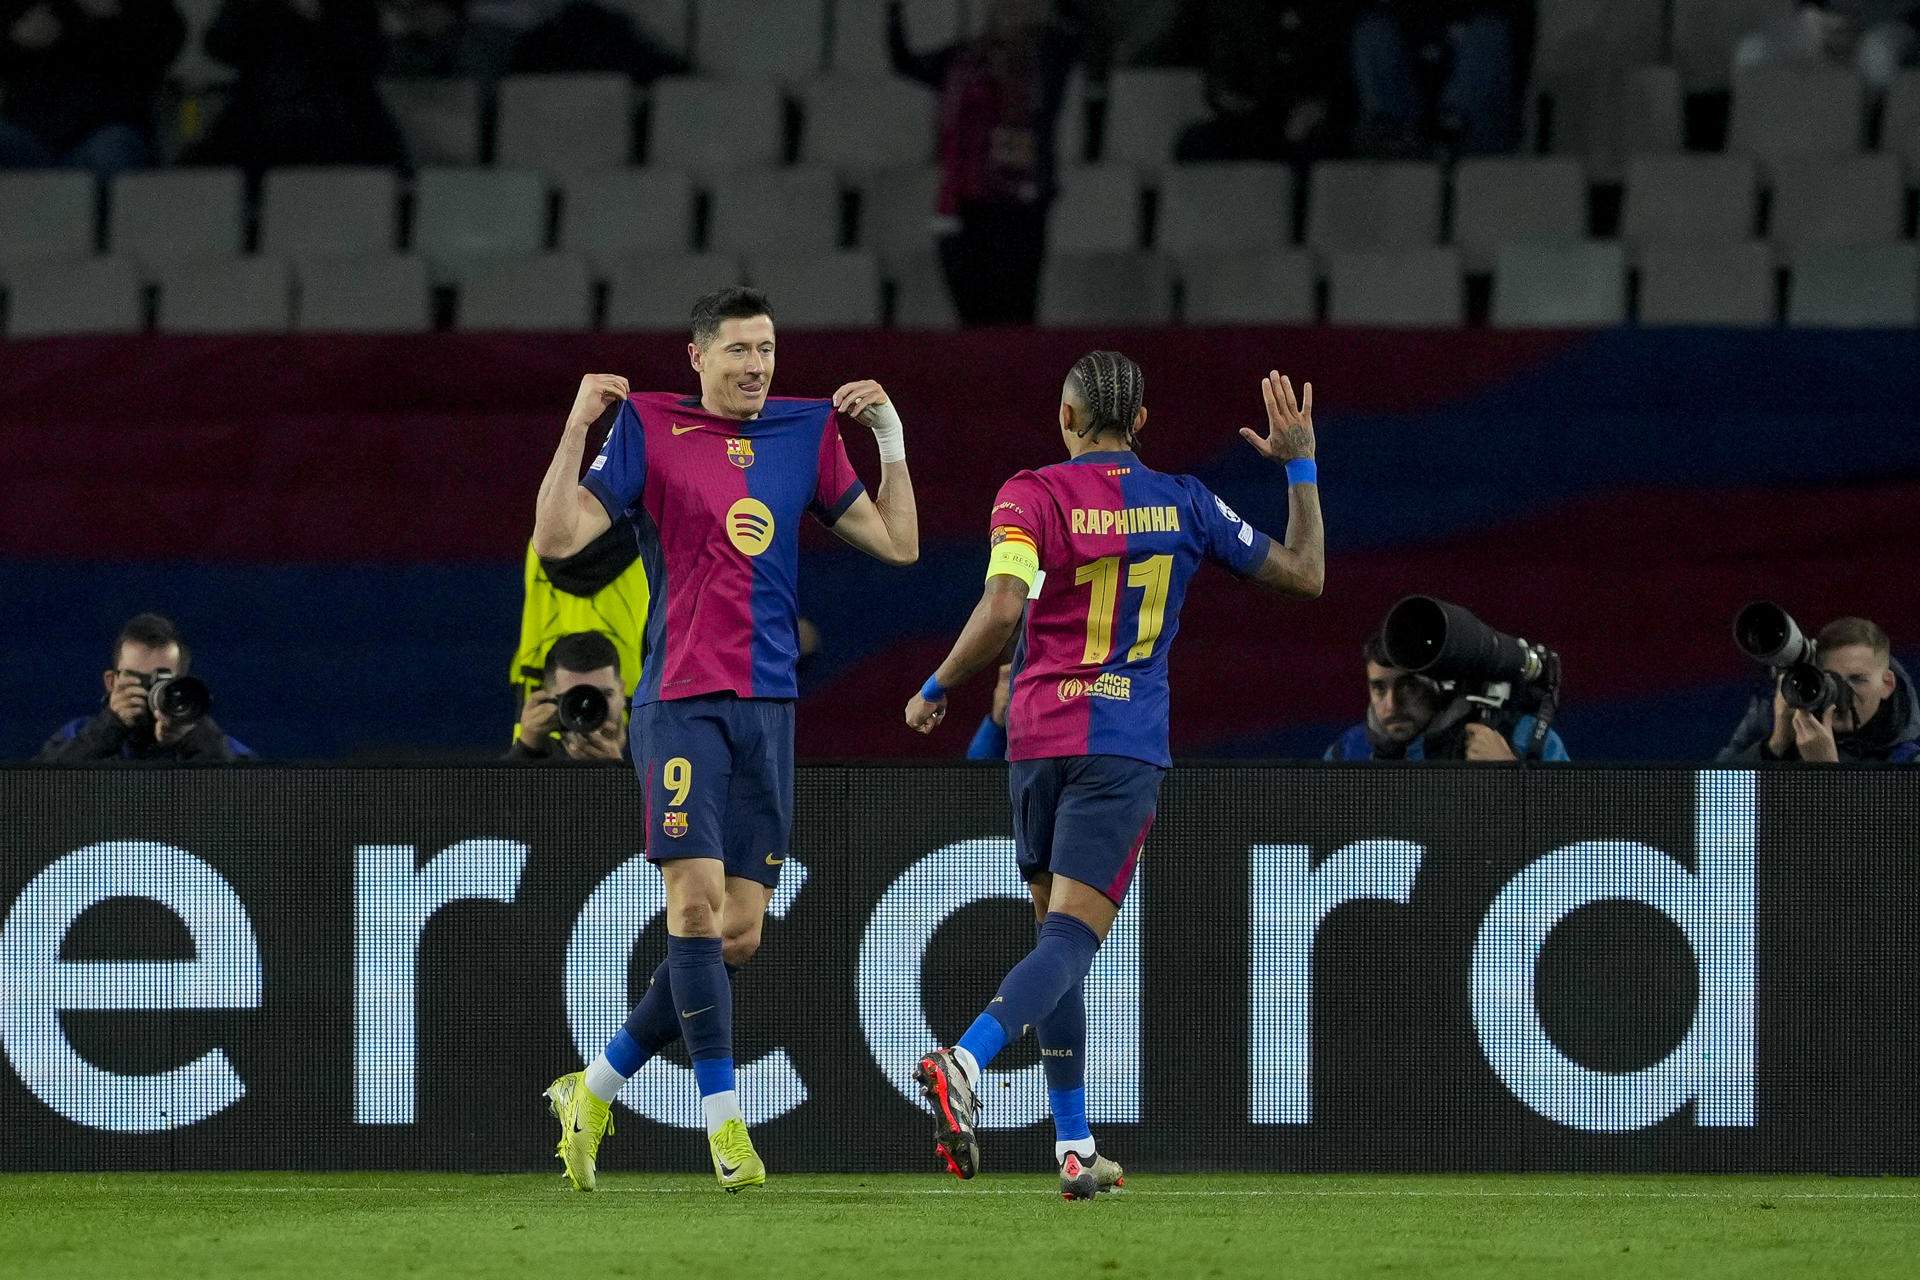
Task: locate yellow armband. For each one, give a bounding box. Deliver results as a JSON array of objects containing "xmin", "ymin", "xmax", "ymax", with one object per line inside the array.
[{"xmin": 987, "ymin": 527, "xmax": 1039, "ymax": 586}]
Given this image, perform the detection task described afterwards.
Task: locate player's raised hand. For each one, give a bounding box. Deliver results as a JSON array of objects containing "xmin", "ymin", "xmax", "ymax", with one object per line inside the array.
[
  {"xmin": 905, "ymin": 691, "xmax": 947, "ymax": 734},
  {"xmin": 1239, "ymin": 371, "xmax": 1314, "ymax": 463},
  {"xmin": 568, "ymin": 374, "xmax": 629, "ymax": 428},
  {"xmin": 832, "ymin": 379, "xmax": 891, "ymax": 421}
]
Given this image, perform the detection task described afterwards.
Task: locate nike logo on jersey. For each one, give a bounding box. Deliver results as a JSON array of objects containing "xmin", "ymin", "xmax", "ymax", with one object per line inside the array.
[
  {"xmin": 672, "ymin": 424, "xmax": 702, "ymax": 435},
  {"xmin": 681, "ymin": 1005, "xmax": 715, "ymax": 1019}
]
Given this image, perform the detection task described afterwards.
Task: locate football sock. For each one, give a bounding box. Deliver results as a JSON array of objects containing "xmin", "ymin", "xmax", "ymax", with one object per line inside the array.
[
  {"xmin": 1036, "ymin": 922, "xmax": 1093, "ymax": 1157},
  {"xmin": 670, "ymin": 935, "xmax": 739, "ymax": 1137},
  {"xmin": 586, "ymin": 960, "xmax": 744, "ymax": 1104},
  {"xmin": 956, "ymin": 913, "xmax": 1101, "ymax": 1076}
]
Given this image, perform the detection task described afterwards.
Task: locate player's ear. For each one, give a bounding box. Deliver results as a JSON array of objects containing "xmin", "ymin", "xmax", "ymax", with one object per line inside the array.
[
  {"xmin": 1132, "ymin": 405, "xmax": 1148, "ymax": 438},
  {"xmin": 687, "ymin": 341, "xmax": 702, "ymax": 371},
  {"xmin": 1058, "ymin": 401, "xmax": 1073, "ymax": 435},
  {"xmin": 102, "ymin": 669, "xmax": 116, "ymax": 695}
]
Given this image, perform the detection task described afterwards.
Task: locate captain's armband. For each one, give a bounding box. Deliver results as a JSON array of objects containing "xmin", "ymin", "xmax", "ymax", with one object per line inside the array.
[{"xmin": 986, "ymin": 526, "xmax": 1039, "ymax": 586}]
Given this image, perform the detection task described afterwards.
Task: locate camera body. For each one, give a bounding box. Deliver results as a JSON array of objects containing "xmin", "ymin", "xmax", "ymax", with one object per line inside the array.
[
  {"xmin": 1379, "ymin": 595, "xmax": 1562, "ymax": 758},
  {"xmin": 1732, "ymin": 602, "xmax": 1854, "ymax": 720},
  {"xmin": 134, "ymin": 668, "xmax": 212, "ymax": 724}
]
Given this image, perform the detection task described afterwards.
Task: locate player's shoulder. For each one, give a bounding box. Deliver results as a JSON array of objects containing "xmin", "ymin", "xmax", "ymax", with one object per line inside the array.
[{"xmin": 621, "ymin": 392, "xmax": 695, "ymax": 424}]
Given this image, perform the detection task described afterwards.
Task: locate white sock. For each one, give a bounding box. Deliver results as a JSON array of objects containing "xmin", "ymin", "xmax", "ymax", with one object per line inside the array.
[
  {"xmin": 702, "ymin": 1089, "xmax": 743, "ymax": 1136},
  {"xmin": 583, "ymin": 1055, "xmax": 626, "ymax": 1104},
  {"xmin": 952, "ymin": 1047, "xmax": 981, "ymax": 1089},
  {"xmin": 1056, "ymin": 1139, "xmax": 1097, "ymax": 1164}
]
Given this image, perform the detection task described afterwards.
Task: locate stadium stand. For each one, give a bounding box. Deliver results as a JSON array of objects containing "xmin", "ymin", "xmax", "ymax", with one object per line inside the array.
[
  {"xmin": 1620, "ymin": 154, "xmax": 1761, "ymax": 257},
  {"xmin": 1326, "ymin": 249, "xmax": 1464, "ymax": 327},
  {"xmin": 1098, "ymin": 67, "xmax": 1209, "ymax": 169},
  {"xmin": 1305, "ymin": 161, "xmax": 1444, "ymax": 254},
  {"xmin": 886, "ymin": 249, "xmax": 961, "ymax": 329},
  {"xmin": 1672, "ymin": 0, "xmax": 1796, "ymax": 92},
  {"xmin": 558, "ymin": 169, "xmax": 699, "ymax": 261},
  {"xmin": 1786, "ymin": 244, "xmax": 1920, "ymax": 327},
  {"xmin": 1179, "ymin": 251, "xmax": 1317, "ymax": 326},
  {"xmin": 707, "ymin": 166, "xmax": 844, "ymax": 254},
  {"xmin": 1886, "ymin": 71, "xmax": 1920, "ymax": 178},
  {"xmin": 260, "ymin": 168, "xmax": 402, "ymax": 260},
  {"xmin": 378, "ymin": 79, "xmax": 484, "ymax": 167},
  {"xmin": 0, "ymin": 173, "xmax": 95, "ymax": 264},
  {"xmin": 153, "ymin": 257, "xmax": 292, "ymax": 335},
  {"xmin": 1155, "ymin": 163, "xmax": 1293, "ymax": 256},
  {"xmin": 645, "ymin": 76, "xmax": 787, "ymax": 172},
  {"xmin": 1728, "ymin": 64, "xmax": 1866, "ymax": 174},
  {"xmin": 495, "ymin": 74, "xmax": 639, "ymax": 177},
  {"xmin": 454, "ymin": 253, "xmax": 596, "ymax": 332},
  {"xmin": 3, "ymin": 257, "xmax": 143, "ymax": 337},
  {"xmin": 604, "ymin": 252, "xmax": 745, "ymax": 329},
  {"xmin": 798, "ymin": 75, "xmax": 938, "ymax": 170},
  {"xmin": 691, "ymin": 0, "xmax": 827, "ymax": 81},
  {"xmin": 1036, "ymin": 252, "xmax": 1175, "ymax": 326},
  {"xmin": 1638, "ymin": 241, "xmax": 1778, "ymax": 325},
  {"xmin": 747, "ymin": 251, "xmax": 884, "ymax": 327},
  {"xmin": 108, "ymin": 169, "xmax": 246, "ymax": 263},
  {"xmin": 1452, "ymin": 157, "xmax": 1589, "ymax": 272},
  {"xmin": 412, "ymin": 168, "xmax": 549, "ymax": 271},
  {"xmin": 1046, "ymin": 164, "xmax": 1144, "ymax": 254},
  {"xmin": 1768, "ymin": 154, "xmax": 1906, "ymax": 263},
  {"xmin": 828, "ymin": 0, "xmax": 963, "ymax": 73},
  {"xmin": 853, "ymin": 164, "xmax": 946, "ymax": 261},
  {"xmin": 1491, "ymin": 241, "xmax": 1629, "ymax": 328},
  {"xmin": 292, "ymin": 256, "xmax": 433, "ymax": 334}
]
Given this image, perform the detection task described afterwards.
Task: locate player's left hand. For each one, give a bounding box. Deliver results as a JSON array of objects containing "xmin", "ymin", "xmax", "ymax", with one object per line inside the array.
[
  {"xmin": 905, "ymin": 692, "xmax": 947, "ymax": 734},
  {"xmin": 832, "ymin": 380, "xmax": 891, "ymax": 421},
  {"xmin": 1792, "ymin": 707, "xmax": 1839, "ymax": 763}
]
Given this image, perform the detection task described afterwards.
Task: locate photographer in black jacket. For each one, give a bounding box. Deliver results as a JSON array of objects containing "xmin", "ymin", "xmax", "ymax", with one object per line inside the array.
[
  {"xmin": 1720, "ymin": 616, "xmax": 1920, "ymax": 763},
  {"xmin": 38, "ymin": 613, "xmax": 252, "ymax": 762},
  {"xmin": 507, "ymin": 630, "xmax": 628, "ymax": 763}
]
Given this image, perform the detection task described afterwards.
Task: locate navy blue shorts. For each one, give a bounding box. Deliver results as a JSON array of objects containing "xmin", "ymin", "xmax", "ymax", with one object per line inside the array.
[
  {"xmin": 629, "ymin": 694, "xmax": 795, "ymax": 889},
  {"xmin": 1009, "ymin": 755, "xmax": 1164, "ymax": 906}
]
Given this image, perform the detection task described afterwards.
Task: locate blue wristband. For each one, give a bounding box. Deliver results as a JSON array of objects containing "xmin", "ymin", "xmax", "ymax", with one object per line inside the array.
[
  {"xmin": 920, "ymin": 675, "xmax": 946, "ymax": 702},
  {"xmin": 1285, "ymin": 458, "xmax": 1318, "ymax": 486}
]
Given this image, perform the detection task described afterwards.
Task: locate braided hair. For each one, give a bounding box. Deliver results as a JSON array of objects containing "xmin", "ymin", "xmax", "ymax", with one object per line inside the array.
[{"xmin": 1065, "ymin": 350, "xmax": 1145, "ymax": 450}]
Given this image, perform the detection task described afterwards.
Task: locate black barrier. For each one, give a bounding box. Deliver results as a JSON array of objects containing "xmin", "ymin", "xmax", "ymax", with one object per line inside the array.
[{"xmin": 1, "ymin": 765, "xmax": 1916, "ymax": 1175}]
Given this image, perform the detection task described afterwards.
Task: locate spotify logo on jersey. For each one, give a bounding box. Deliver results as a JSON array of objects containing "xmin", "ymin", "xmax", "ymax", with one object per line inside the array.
[{"xmin": 726, "ymin": 498, "xmax": 775, "ymax": 556}]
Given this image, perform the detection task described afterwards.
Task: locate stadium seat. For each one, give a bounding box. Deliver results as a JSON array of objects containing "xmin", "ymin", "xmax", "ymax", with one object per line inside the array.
[
  {"xmin": 1532, "ymin": 0, "xmax": 1666, "ymax": 91},
  {"xmin": 604, "ymin": 252, "xmax": 745, "ymax": 328},
  {"xmin": 1326, "ymin": 248, "xmax": 1463, "ymax": 327},
  {"xmin": 169, "ymin": 0, "xmax": 224, "ymax": 87},
  {"xmin": 853, "ymin": 164, "xmax": 946, "ymax": 262},
  {"xmin": 3, "ymin": 256, "xmax": 143, "ymax": 337},
  {"xmin": 690, "ymin": 0, "xmax": 826, "ymax": 79},
  {"xmin": 293, "ymin": 255, "xmax": 433, "ymax": 333},
  {"xmin": 1877, "ymin": 70, "xmax": 1920, "ymax": 179},
  {"xmin": 1786, "ymin": 243, "xmax": 1920, "ymax": 327},
  {"xmin": 1545, "ymin": 65, "xmax": 1682, "ymax": 181},
  {"xmin": 828, "ymin": 0, "xmax": 962, "ymax": 73},
  {"xmin": 798, "ymin": 75, "xmax": 938, "ymax": 170},
  {"xmin": 1452, "ymin": 157, "xmax": 1588, "ymax": 272},
  {"xmin": 886, "ymin": 249, "xmax": 960, "ymax": 329},
  {"xmin": 646, "ymin": 77, "xmax": 787, "ymax": 172},
  {"xmin": 1099, "ymin": 67, "xmax": 1208, "ymax": 168},
  {"xmin": 1036, "ymin": 252, "xmax": 1174, "ymax": 327},
  {"xmin": 1638, "ymin": 242, "xmax": 1777, "ymax": 325},
  {"xmin": 608, "ymin": 0, "xmax": 690, "ymax": 51},
  {"xmin": 1154, "ymin": 163, "xmax": 1292, "ymax": 255},
  {"xmin": 495, "ymin": 74, "xmax": 638, "ymax": 177},
  {"xmin": 1305, "ymin": 161, "xmax": 1443, "ymax": 254},
  {"xmin": 1490, "ymin": 241, "xmax": 1628, "ymax": 328},
  {"xmin": 259, "ymin": 168, "xmax": 401, "ymax": 260},
  {"xmin": 1621, "ymin": 154, "xmax": 1760, "ymax": 256},
  {"xmin": 379, "ymin": 78, "xmax": 483, "ymax": 167},
  {"xmin": 453, "ymin": 253, "xmax": 596, "ymax": 331},
  {"xmin": 1672, "ymin": 0, "xmax": 1795, "ymax": 92},
  {"xmin": 153, "ymin": 256, "xmax": 292, "ymax": 334},
  {"xmin": 558, "ymin": 169, "xmax": 698, "ymax": 262},
  {"xmin": 108, "ymin": 169, "xmax": 245, "ymax": 263},
  {"xmin": 412, "ymin": 169, "xmax": 549, "ymax": 271},
  {"xmin": 1047, "ymin": 165, "xmax": 1144, "ymax": 254},
  {"xmin": 1728, "ymin": 64, "xmax": 1865, "ymax": 173},
  {"xmin": 1055, "ymin": 66, "xmax": 1091, "ymax": 165},
  {"xmin": 1769, "ymin": 154, "xmax": 1905, "ymax": 262},
  {"xmin": 747, "ymin": 251, "xmax": 883, "ymax": 327},
  {"xmin": 707, "ymin": 166, "xmax": 842, "ymax": 253},
  {"xmin": 0, "ymin": 172, "xmax": 95, "ymax": 264},
  {"xmin": 1179, "ymin": 251, "xmax": 1316, "ymax": 326}
]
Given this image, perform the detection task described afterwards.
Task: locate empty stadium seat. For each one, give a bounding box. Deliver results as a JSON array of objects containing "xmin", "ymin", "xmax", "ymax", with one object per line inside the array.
[
  {"xmin": 886, "ymin": 250, "xmax": 960, "ymax": 329},
  {"xmin": 1305, "ymin": 161, "xmax": 1442, "ymax": 254},
  {"xmin": 1885, "ymin": 70, "xmax": 1920, "ymax": 179},
  {"xmin": 690, "ymin": 0, "xmax": 826, "ymax": 79},
  {"xmin": 260, "ymin": 168, "xmax": 401, "ymax": 260},
  {"xmin": 559, "ymin": 169, "xmax": 698, "ymax": 262},
  {"xmin": 154, "ymin": 257, "xmax": 292, "ymax": 334},
  {"xmin": 1638, "ymin": 242, "xmax": 1777, "ymax": 325},
  {"xmin": 799, "ymin": 75, "xmax": 938, "ymax": 170},
  {"xmin": 454, "ymin": 254, "xmax": 595, "ymax": 331},
  {"xmin": 293, "ymin": 256, "xmax": 433, "ymax": 333},
  {"xmin": 1179, "ymin": 251, "xmax": 1315, "ymax": 326},
  {"xmin": 646, "ymin": 77, "xmax": 787, "ymax": 172},
  {"xmin": 1155, "ymin": 164, "xmax": 1292, "ymax": 256},
  {"xmin": 379, "ymin": 79, "xmax": 483, "ymax": 166},
  {"xmin": 412, "ymin": 169, "xmax": 549, "ymax": 269},
  {"xmin": 0, "ymin": 172, "xmax": 95, "ymax": 264},
  {"xmin": 1047, "ymin": 165, "xmax": 1144, "ymax": 254},
  {"xmin": 1491, "ymin": 241, "xmax": 1628, "ymax": 328},
  {"xmin": 1098, "ymin": 67, "xmax": 1208, "ymax": 168},
  {"xmin": 747, "ymin": 251, "xmax": 883, "ymax": 327},
  {"xmin": 1545, "ymin": 65, "xmax": 1682, "ymax": 181},
  {"xmin": 829, "ymin": 0, "xmax": 962, "ymax": 72},
  {"xmin": 496, "ymin": 74, "xmax": 637, "ymax": 176},
  {"xmin": 854, "ymin": 165, "xmax": 946, "ymax": 261},
  {"xmin": 1769, "ymin": 154, "xmax": 1905, "ymax": 261},
  {"xmin": 608, "ymin": 0, "xmax": 690, "ymax": 51},
  {"xmin": 707, "ymin": 166, "xmax": 842, "ymax": 253},
  {"xmin": 3, "ymin": 256, "xmax": 143, "ymax": 337},
  {"xmin": 1326, "ymin": 249, "xmax": 1463, "ymax": 327},
  {"xmin": 1673, "ymin": 0, "xmax": 1795, "ymax": 92},
  {"xmin": 1728, "ymin": 64, "xmax": 1865, "ymax": 172},
  {"xmin": 1452, "ymin": 157, "xmax": 1587, "ymax": 271},
  {"xmin": 1621, "ymin": 154, "xmax": 1760, "ymax": 255},
  {"xmin": 1787, "ymin": 243, "xmax": 1920, "ymax": 327},
  {"xmin": 1036, "ymin": 252, "xmax": 1174, "ymax": 327},
  {"xmin": 604, "ymin": 252, "xmax": 745, "ymax": 328},
  {"xmin": 109, "ymin": 169, "xmax": 245, "ymax": 262},
  {"xmin": 1055, "ymin": 66, "xmax": 1091, "ymax": 165},
  {"xmin": 1533, "ymin": 0, "xmax": 1667, "ymax": 90}
]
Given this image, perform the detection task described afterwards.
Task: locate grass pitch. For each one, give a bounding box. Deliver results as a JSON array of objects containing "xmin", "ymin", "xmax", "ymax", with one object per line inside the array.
[{"xmin": 4, "ymin": 1172, "xmax": 1915, "ymax": 1279}]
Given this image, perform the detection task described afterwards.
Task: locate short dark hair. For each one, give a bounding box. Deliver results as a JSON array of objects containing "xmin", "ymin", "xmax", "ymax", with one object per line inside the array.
[
  {"xmin": 690, "ymin": 286, "xmax": 773, "ymax": 348},
  {"xmin": 1362, "ymin": 631, "xmax": 1393, "ymax": 668},
  {"xmin": 113, "ymin": 612, "xmax": 189, "ymax": 672},
  {"xmin": 1817, "ymin": 616, "xmax": 1890, "ymax": 661},
  {"xmin": 1065, "ymin": 351, "xmax": 1145, "ymax": 448},
  {"xmin": 543, "ymin": 631, "xmax": 621, "ymax": 685}
]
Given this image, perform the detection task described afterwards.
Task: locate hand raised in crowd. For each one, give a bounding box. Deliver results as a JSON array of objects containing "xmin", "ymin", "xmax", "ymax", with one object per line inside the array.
[
  {"xmin": 1791, "ymin": 706, "xmax": 1839, "ymax": 763},
  {"xmin": 1463, "ymin": 722, "xmax": 1518, "ymax": 762},
  {"xmin": 563, "ymin": 718, "xmax": 626, "ymax": 762},
  {"xmin": 569, "ymin": 374, "xmax": 629, "ymax": 430},
  {"xmin": 1240, "ymin": 371, "xmax": 1314, "ymax": 463},
  {"xmin": 518, "ymin": 691, "xmax": 560, "ymax": 749},
  {"xmin": 107, "ymin": 673, "xmax": 148, "ymax": 729}
]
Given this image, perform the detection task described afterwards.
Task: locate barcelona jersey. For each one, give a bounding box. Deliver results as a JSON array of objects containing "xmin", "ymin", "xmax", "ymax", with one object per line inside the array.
[
  {"xmin": 992, "ymin": 449, "xmax": 1270, "ymax": 767},
  {"xmin": 582, "ymin": 393, "xmax": 865, "ymax": 705}
]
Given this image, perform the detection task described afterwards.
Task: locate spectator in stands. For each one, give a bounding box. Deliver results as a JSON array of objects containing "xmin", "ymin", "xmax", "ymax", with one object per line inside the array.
[
  {"xmin": 1349, "ymin": 0, "xmax": 1532, "ymax": 157},
  {"xmin": 1325, "ymin": 632, "xmax": 1568, "ymax": 761},
  {"xmin": 38, "ymin": 613, "xmax": 253, "ymax": 763},
  {"xmin": 186, "ymin": 0, "xmax": 407, "ymax": 174},
  {"xmin": 1718, "ymin": 617, "xmax": 1919, "ymax": 763},
  {"xmin": 1176, "ymin": 0, "xmax": 1347, "ymax": 163},
  {"xmin": 889, "ymin": 0, "xmax": 1084, "ymax": 325},
  {"xmin": 0, "ymin": 0, "xmax": 184, "ymax": 176},
  {"xmin": 1736, "ymin": 2, "xmax": 1919, "ymax": 103},
  {"xmin": 508, "ymin": 630, "xmax": 628, "ymax": 762}
]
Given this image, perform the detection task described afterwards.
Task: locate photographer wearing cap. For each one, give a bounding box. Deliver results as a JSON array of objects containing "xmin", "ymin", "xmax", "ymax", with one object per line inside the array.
[
  {"xmin": 1325, "ymin": 632, "xmax": 1570, "ymax": 761},
  {"xmin": 38, "ymin": 613, "xmax": 252, "ymax": 763},
  {"xmin": 1721, "ymin": 616, "xmax": 1919, "ymax": 764},
  {"xmin": 508, "ymin": 631, "xmax": 628, "ymax": 763}
]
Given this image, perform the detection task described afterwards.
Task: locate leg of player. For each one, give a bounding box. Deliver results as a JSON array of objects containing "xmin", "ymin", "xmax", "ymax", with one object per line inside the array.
[
  {"xmin": 546, "ymin": 958, "xmax": 678, "ymax": 1192},
  {"xmin": 664, "ymin": 858, "xmax": 765, "ymax": 1192},
  {"xmin": 1028, "ymin": 879, "xmax": 1122, "ymax": 1199}
]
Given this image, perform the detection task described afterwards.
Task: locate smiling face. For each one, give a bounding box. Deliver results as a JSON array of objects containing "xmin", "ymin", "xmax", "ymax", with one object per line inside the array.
[{"xmin": 690, "ymin": 314, "xmax": 775, "ymax": 420}]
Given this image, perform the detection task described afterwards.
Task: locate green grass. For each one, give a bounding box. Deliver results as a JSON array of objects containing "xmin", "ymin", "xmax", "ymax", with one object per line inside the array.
[{"xmin": 4, "ymin": 1173, "xmax": 1916, "ymax": 1279}]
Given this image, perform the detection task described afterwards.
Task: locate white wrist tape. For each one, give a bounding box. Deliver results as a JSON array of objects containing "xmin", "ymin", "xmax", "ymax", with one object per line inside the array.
[{"xmin": 861, "ymin": 400, "xmax": 907, "ymax": 465}]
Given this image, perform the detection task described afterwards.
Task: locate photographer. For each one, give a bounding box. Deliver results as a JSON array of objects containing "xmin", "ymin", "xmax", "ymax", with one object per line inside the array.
[
  {"xmin": 38, "ymin": 613, "xmax": 252, "ymax": 763},
  {"xmin": 508, "ymin": 630, "xmax": 628, "ymax": 763},
  {"xmin": 1325, "ymin": 632, "xmax": 1568, "ymax": 761},
  {"xmin": 1720, "ymin": 617, "xmax": 1919, "ymax": 764}
]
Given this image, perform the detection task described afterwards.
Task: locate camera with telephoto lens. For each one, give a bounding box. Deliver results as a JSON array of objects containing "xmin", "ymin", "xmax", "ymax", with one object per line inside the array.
[
  {"xmin": 1732, "ymin": 602, "xmax": 1854, "ymax": 718},
  {"xmin": 1380, "ymin": 595, "xmax": 1563, "ymax": 758},
  {"xmin": 136, "ymin": 669, "xmax": 212, "ymax": 724},
  {"xmin": 556, "ymin": 684, "xmax": 611, "ymax": 735}
]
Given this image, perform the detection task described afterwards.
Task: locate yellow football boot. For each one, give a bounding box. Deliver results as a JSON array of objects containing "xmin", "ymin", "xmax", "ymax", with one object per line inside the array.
[
  {"xmin": 544, "ymin": 1071, "xmax": 614, "ymax": 1192},
  {"xmin": 708, "ymin": 1117, "xmax": 766, "ymax": 1192}
]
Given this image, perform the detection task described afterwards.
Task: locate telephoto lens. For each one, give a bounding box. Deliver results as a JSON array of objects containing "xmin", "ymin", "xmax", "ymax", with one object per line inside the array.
[
  {"xmin": 146, "ymin": 673, "xmax": 212, "ymax": 724},
  {"xmin": 1381, "ymin": 596, "xmax": 1548, "ymax": 685},
  {"xmin": 557, "ymin": 685, "xmax": 611, "ymax": 734},
  {"xmin": 1733, "ymin": 602, "xmax": 1815, "ymax": 668}
]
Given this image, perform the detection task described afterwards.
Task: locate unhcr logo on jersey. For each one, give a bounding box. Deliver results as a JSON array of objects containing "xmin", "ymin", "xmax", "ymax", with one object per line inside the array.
[
  {"xmin": 726, "ymin": 498, "xmax": 776, "ymax": 557},
  {"xmin": 1057, "ymin": 672, "xmax": 1133, "ymax": 702},
  {"xmin": 1070, "ymin": 505, "xmax": 1180, "ymax": 536}
]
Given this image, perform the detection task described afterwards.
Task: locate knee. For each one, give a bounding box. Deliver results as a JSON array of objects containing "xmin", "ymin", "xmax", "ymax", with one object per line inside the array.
[
  {"xmin": 669, "ymin": 898, "xmax": 720, "ymax": 938},
  {"xmin": 722, "ymin": 921, "xmax": 763, "ymax": 969}
]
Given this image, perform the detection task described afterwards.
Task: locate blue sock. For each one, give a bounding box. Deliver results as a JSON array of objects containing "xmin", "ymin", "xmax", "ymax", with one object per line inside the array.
[
  {"xmin": 1035, "ymin": 922, "xmax": 1091, "ymax": 1149},
  {"xmin": 956, "ymin": 913, "xmax": 1100, "ymax": 1075},
  {"xmin": 606, "ymin": 959, "xmax": 680, "ymax": 1075},
  {"xmin": 668, "ymin": 935, "xmax": 734, "ymax": 1095}
]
